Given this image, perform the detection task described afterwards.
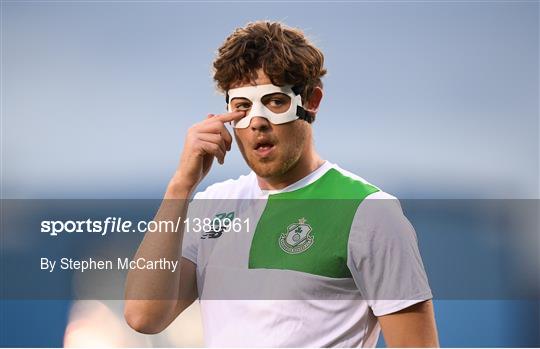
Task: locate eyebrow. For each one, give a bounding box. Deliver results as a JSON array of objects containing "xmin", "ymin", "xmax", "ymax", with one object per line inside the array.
[
  {"xmin": 230, "ymin": 97, "xmax": 251, "ymax": 103},
  {"xmin": 262, "ymin": 93, "xmax": 289, "ymax": 99}
]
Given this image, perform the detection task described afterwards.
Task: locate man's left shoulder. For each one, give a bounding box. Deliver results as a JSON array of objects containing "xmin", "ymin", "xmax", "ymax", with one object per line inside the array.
[
  {"xmin": 325, "ymin": 164, "xmax": 384, "ymax": 199},
  {"xmin": 328, "ymin": 164, "xmax": 405, "ymax": 218}
]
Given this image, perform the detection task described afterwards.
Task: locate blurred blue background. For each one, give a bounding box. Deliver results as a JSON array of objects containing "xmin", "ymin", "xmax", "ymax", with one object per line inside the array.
[{"xmin": 2, "ymin": 0, "xmax": 538, "ymax": 347}]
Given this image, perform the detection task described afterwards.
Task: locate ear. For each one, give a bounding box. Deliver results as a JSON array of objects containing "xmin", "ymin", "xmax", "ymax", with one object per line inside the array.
[{"xmin": 303, "ymin": 86, "xmax": 323, "ymax": 117}]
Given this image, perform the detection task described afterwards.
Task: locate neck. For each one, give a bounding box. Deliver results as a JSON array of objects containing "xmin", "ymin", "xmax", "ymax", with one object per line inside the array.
[{"xmin": 256, "ymin": 150, "xmax": 324, "ymax": 191}]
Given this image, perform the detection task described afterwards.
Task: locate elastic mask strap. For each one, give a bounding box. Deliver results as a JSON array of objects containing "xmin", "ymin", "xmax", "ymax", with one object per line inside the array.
[
  {"xmin": 292, "ymin": 84, "xmax": 314, "ymax": 124},
  {"xmin": 296, "ymin": 105, "xmax": 314, "ymax": 123}
]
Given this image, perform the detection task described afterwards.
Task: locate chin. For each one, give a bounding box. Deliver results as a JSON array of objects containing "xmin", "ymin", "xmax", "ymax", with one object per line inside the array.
[
  {"xmin": 248, "ymin": 158, "xmax": 287, "ymax": 178},
  {"xmin": 247, "ymin": 154, "xmax": 299, "ymax": 179}
]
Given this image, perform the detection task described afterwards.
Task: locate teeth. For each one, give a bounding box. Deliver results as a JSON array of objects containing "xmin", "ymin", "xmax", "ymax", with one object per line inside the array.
[{"xmin": 256, "ymin": 144, "xmax": 272, "ymax": 150}]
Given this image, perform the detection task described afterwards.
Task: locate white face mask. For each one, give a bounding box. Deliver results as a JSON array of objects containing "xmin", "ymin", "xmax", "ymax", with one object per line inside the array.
[{"xmin": 226, "ymin": 84, "xmax": 312, "ymax": 129}]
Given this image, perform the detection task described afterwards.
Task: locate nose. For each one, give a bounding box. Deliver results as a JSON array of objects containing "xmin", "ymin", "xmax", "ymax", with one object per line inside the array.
[{"xmin": 249, "ymin": 116, "xmax": 271, "ymax": 131}]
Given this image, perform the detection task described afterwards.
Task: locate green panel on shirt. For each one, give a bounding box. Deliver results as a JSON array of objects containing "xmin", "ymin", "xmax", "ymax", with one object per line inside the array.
[{"xmin": 248, "ymin": 168, "xmax": 379, "ymax": 278}]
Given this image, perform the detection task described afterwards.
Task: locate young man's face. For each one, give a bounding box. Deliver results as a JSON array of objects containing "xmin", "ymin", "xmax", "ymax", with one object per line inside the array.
[{"xmin": 231, "ymin": 69, "xmax": 312, "ymax": 179}]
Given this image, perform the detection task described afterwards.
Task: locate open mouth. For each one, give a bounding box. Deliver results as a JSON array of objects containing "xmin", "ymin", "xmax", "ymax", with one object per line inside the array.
[{"xmin": 253, "ymin": 141, "xmax": 275, "ymax": 157}]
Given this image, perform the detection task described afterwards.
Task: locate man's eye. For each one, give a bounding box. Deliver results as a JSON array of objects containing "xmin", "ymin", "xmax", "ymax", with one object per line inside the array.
[
  {"xmin": 235, "ymin": 104, "xmax": 251, "ymax": 110},
  {"xmin": 269, "ymin": 99, "xmax": 285, "ymax": 106}
]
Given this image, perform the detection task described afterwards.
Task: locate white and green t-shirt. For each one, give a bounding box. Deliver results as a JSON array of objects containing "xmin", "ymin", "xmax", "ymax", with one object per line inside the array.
[{"xmin": 182, "ymin": 161, "xmax": 432, "ymax": 347}]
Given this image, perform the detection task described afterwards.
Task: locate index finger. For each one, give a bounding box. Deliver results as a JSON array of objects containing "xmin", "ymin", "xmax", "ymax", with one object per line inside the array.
[{"xmin": 214, "ymin": 111, "xmax": 246, "ymax": 123}]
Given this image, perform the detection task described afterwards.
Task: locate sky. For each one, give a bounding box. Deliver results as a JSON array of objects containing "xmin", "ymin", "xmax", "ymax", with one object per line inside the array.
[{"xmin": 2, "ymin": 1, "xmax": 538, "ymax": 198}]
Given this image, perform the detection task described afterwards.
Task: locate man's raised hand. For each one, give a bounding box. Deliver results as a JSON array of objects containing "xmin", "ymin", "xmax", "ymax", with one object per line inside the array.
[{"xmin": 170, "ymin": 111, "xmax": 245, "ymax": 195}]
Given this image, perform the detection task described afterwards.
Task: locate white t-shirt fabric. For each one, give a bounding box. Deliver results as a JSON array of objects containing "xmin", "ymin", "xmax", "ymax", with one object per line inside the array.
[{"xmin": 182, "ymin": 161, "xmax": 432, "ymax": 347}]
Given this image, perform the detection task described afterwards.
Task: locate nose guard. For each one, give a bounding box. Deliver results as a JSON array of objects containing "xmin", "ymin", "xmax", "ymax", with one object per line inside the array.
[{"xmin": 226, "ymin": 84, "xmax": 313, "ymax": 128}]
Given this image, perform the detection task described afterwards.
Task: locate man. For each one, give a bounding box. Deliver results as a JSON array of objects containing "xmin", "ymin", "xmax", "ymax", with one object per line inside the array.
[{"xmin": 125, "ymin": 20, "xmax": 439, "ymax": 347}]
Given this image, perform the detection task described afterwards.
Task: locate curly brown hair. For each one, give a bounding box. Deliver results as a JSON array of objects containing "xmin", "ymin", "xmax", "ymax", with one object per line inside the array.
[{"xmin": 213, "ymin": 21, "xmax": 327, "ymax": 104}]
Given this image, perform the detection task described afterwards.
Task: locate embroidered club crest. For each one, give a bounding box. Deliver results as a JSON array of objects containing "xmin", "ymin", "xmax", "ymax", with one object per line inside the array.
[{"xmin": 278, "ymin": 217, "xmax": 314, "ymax": 254}]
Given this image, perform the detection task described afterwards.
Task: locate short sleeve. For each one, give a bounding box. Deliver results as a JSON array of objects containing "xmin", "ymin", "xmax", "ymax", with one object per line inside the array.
[
  {"xmin": 347, "ymin": 191, "xmax": 433, "ymax": 316},
  {"xmin": 181, "ymin": 191, "xmax": 204, "ymax": 264}
]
